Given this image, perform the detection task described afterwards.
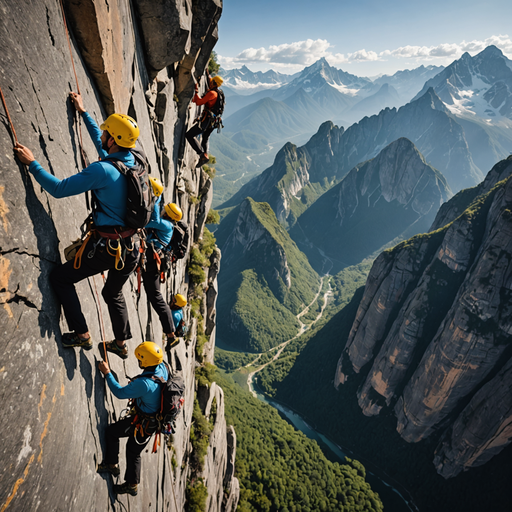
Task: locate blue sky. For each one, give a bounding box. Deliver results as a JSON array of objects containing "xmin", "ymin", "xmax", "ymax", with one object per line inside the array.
[{"xmin": 216, "ymin": 0, "xmax": 512, "ymax": 76}]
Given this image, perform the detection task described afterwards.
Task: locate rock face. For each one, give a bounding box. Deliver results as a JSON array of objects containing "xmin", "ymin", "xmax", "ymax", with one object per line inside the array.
[
  {"xmin": 429, "ymin": 157, "xmax": 512, "ymax": 232},
  {"xmin": 0, "ymin": 1, "xmax": 239, "ymax": 510},
  {"xmin": 290, "ymin": 137, "xmax": 452, "ymax": 273},
  {"xmin": 335, "ymin": 155, "xmax": 512, "ymax": 478},
  {"xmin": 220, "ymin": 121, "xmax": 345, "ymax": 227}
]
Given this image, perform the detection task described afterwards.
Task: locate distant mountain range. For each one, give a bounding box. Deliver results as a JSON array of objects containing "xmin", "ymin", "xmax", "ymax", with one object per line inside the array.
[
  {"xmin": 221, "ymin": 58, "xmax": 444, "ymax": 123},
  {"xmin": 413, "ymin": 45, "xmax": 512, "ymax": 120},
  {"xmin": 221, "ymin": 65, "xmax": 298, "ymax": 95},
  {"xmin": 212, "ymin": 46, "xmax": 512, "ymax": 209},
  {"xmin": 290, "ymin": 138, "xmax": 452, "ymax": 273}
]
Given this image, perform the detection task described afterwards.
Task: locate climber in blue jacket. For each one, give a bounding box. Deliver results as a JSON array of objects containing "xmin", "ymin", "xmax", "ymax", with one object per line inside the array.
[
  {"xmin": 142, "ymin": 190, "xmax": 184, "ymax": 347},
  {"xmin": 169, "ymin": 293, "xmax": 187, "ymax": 347},
  {"xmin": 14, "ymin": 92, "xmax": 140, "ymax": 358},
  {"xmin": 97, "ymin": 341, "xmax": 168, "ymax": 496}
]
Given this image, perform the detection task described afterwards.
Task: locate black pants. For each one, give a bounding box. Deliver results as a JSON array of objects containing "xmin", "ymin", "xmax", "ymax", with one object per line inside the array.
[
  {"xmin": 50, "ymin": 235, "xmax": 139, "ymax": 340},
  {"xmin": 185, "ymin": 117, "xmax": 214, "ymax": 156},
  {"xmin": 103, "ymin": 416, "xmax": 151, "ymax": 484},
  {"xmin": 141, "ymin": 247, "xmax": 175, "ymax": 335}
]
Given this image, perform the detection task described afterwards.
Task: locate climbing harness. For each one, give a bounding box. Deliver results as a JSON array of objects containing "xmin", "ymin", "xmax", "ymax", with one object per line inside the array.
[
  {"xmin": 125, "ymin": 362, "xmax": 184, "ymax": 455},
  {"xmin": 73, "ymin": 231, "xmax": 93, "ymax": 270},
  {"xmin": 68, "ymin": 212, "xmax": 136, "ymax": 272}
]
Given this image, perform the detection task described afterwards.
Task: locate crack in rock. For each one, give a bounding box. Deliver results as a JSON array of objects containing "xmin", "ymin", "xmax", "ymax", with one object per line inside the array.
[
  {"xmin": 0, "ymin": 248, "xmax": 59, "ymax": 264},
  {"xmin": 45, "ymin": 6, "xmax": 56, "ymax": 47},
  {"xmin": 1, "ymin": 284, "xmax": 38, "ymax": 310}
]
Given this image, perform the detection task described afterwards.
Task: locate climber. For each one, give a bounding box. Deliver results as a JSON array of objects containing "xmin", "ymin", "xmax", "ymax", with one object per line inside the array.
[
  {"xmin": 142, "ymin": 182, "xmax": 184, "ymax": 348},
  {"xmin": 185, "ymin": 75, "xmax": 224, "ymax": 168},
  {"xmin": 97, "ymin": 341, "xmax": 168, "ymax": 496},
  {"xmin": 14, "ymin": 92, "xmax": 140, "ymax": 358},
  {"xmin": 167, "ymin": 293, "xmax": 187, "ymax": 351}
]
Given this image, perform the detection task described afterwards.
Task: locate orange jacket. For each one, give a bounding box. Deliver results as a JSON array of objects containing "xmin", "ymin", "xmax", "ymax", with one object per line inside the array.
[{"xmin": 193, "ymin": 90, "xmax": 218, "ymax": 109}]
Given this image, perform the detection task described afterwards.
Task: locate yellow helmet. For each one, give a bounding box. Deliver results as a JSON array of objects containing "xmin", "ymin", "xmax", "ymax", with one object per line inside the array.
[
  {"xmin": 164, "ymin": 202, "xmax": 183, "ymax": 221},
  {"xmin": 174, "ymin": 293, "xmax": 187, "ymax": 307},
  {"xmin": 134, "ymin": 341, "xmax": 164, "ymax": 367},
  {"xmin": 210, "ymin": 75, "xmax": 223, "ymax": 87},
  {"xmin": 149, "ymin": 177, "xmax": 164, "ymax": 197},
  {"xmin": 100, "ymin": 113, "xmax": 140, "ymax": 148}
]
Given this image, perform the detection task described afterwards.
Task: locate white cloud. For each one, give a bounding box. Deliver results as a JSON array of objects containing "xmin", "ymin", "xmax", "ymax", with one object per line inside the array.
[
  {"xmin": 221, "ymin": 39, "xmax": 332, "ymax": 67},
  {"xmin": 383, "ymin": 35, "xmax": 512, "ymax": 61},
  {"xmin": 218, "ymin": 35, "xmax": 512, "ymax": 71},
  {"xmin": 348, "ymin": 49, "xmax": 379, "ymax": 61}
]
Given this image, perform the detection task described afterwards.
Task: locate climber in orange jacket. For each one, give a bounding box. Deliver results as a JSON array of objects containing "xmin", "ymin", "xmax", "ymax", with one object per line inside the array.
[{"xmin": 185, "ymin": 75, "xmax": 224, "ymax": 168}]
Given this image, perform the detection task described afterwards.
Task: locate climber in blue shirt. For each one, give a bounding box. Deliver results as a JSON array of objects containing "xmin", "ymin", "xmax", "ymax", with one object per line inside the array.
[
  {"xmin": 97, "ymin": 341, "xmax": 168, "ymax": 496},
  {"xmin": 14, "ymin": 92, "xmax": 140, "ymax": 357},
  {"xmin": 169, "ymin": 293, "xmax": 186, "ymax": 340},
  {"xmin": 141, "ymin": 188, "xmax": 186, "ymax": 348}
]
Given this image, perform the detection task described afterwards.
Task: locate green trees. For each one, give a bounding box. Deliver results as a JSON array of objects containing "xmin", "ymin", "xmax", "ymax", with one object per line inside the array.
[
  {"xmin": 186, "ymin": 479, "xmax": 208, "ymax": 512},
  {"xmin": 208, "ymin": 51, "xmax": 220, "ymax": 76},
  {"xmin": 218, "ymin": 372, "xmax": 383, "ymax": 512}
]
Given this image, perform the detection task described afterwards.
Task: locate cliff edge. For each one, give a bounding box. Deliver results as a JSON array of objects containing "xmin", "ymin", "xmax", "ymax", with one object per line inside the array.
[{"xmin": 0, "ymin": 0, "xmax": 239, "ymax": 510}]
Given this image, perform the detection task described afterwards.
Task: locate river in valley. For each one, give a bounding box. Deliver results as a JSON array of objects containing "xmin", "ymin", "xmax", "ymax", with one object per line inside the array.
[
  {"xmin": 255, "ymin": 390, "xmax": 419, "ymax": 512},
  {"xmin": 222, "ymin": 275, "xmax": 420, "ymax": 510}
]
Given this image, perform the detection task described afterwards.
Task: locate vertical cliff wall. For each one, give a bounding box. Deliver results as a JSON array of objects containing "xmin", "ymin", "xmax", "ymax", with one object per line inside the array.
[
  {"xmin": 0, "ymin": 0, "xmax": 239, "ymax": 510},
  {"xmin": 335, "ymin": 156, "xmax": 512, "ymax": 478}
]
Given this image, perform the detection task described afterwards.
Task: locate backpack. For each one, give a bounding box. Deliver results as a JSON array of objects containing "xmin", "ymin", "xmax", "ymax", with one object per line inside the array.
[
  {"xmin": 134, "ymin": 363, "xmax": 185, "ymax": 438},
  {"xmin": 210, "ymin": 89, "xmax": 225, "ymax": 117},
  {"xmin": 169, "ymin": 220, "xmax": 189, "ymax": 261},
  {"xmin": 104, "ymin": 148, "xmax": 155, "ymax": 229},
  {"xmin": 175, "ymin": 318, "xmax": 188, "ymax": 338},
  {"xmin": 154, "ymin": 363, "xmax": 185, "ymax": 434}
]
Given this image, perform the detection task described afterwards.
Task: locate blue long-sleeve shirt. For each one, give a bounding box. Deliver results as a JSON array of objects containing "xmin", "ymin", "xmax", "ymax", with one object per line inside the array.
[
  {"xmin": 146, "ymin": 196, "xmax": 174, "ymax": 250},
  {"xmin": 105, "ymin": 362, "xmax": 168, "ymax": 414},
  {"xmin": 27, "ymin": 112, "xmax": 134, "ymax": 227},
  {"xmin": 171, "ymin": 308, "xmax": 183, "ymax": 330}
]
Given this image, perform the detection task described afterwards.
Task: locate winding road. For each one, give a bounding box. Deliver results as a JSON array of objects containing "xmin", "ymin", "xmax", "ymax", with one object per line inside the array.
[{"xmin": 246, "ymin": 275, "xmax": 332, "ymax": 397}]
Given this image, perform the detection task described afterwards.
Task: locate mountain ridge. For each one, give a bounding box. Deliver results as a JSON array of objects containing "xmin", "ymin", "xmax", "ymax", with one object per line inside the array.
[
  {"xmin": 215, "ymin": 198, "xmax": 320, "ymax": 351},
  {"xmin": 290, "ymin": 137, "xmax": 452, "ymax": 273},
  {"xmin": 334, "ymin": 155, "xmax": 512, "ymax": 478}
]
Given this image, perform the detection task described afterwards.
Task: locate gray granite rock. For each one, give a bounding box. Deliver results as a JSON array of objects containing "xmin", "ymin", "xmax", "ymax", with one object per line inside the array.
[
  {"xmin": 336, "ymin": 155, "xmax": 512, "ymax": 477},
  {"xmin": 0, "ymin": 0, "xmax": 237, "ymax": 509}
]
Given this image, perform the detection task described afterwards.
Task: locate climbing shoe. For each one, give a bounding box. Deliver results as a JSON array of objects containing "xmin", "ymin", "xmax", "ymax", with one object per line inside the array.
[
  {"xmin": 113, "ymin": 482, "xmax": 138, "ymax": 496},
  {"xmin": 166, "ymin": 336, "xmax": 179, "ymax": 351},
  {"xmin": 101, "ymin": 340, "xmax": 128, "ymax": 360},
  {"xmin": 97, "ymin": 462, "xmax": 120, "ymax": 477},
  {"xmin": 62, "ymin": 332, "xmax": 93, "ymax": 350},
  {"xmin": 196, "ymin": 154, "xmax": 209, "ymax": 168}
]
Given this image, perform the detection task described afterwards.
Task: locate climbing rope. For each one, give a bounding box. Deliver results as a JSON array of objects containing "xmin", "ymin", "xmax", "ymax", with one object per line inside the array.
[
  {"xmin": 0, "ymin": 86, "xmax": 18, "ymax": 144},
  {"xmin": 165, "ymin": 447, "xmax": 180, "ymax": 511},
  {"xmin": 91, "ymin": 274, "xmax": 109, "ymax": 366}
]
